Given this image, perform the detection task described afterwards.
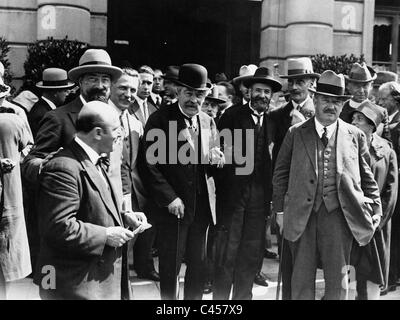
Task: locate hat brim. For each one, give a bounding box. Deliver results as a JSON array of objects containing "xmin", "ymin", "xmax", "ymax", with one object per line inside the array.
[
  {"xmin": 280, "ymin": 73, "xmax": 320, "ymax": 79},
  {"xmin": 232, "ymin": 75, "xmax": 253, "ymax": 85},
  {"xmin": 242, "ymin": 77, "xmax": 282, "ymax": 92},
  {"xmin": 309, "ymin": 87, "xmax": 351, "ymax": 99},
  {"xmin": 162, "ymin": 76, "xmax": 179, "ymax": 82},
  {"xmin": 344, "ymin": 73, "xmax": 377, "ymax": 83},
  {"xmin": 36, "ymin": 81, "xmax": 76, "ymax": 89},
  {"xmin": 174, "ymin": 80, "xmax": 213, "ymax": 91},
  {"xmin": 205, "ymin": 96, "xmax": 226, "ymax": 104},
  {"xmin": 68, "ymin": 65, "xmax": 123, "ymax": 82}
]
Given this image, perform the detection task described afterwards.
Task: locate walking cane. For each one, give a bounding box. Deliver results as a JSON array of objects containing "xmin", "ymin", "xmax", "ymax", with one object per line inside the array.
[
  {"xmin": 276, "ymin": 230, "xmax": 284, "ymax": 300},
  {"xmin": 175, "ymin": 214, "xmax": 181, "ymax": 300}
]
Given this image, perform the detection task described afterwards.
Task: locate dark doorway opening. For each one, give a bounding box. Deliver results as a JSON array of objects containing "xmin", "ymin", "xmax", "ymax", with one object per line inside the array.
[{"xmin": 107, "ymin": 0, "xmax": 261, "ymax": 80}]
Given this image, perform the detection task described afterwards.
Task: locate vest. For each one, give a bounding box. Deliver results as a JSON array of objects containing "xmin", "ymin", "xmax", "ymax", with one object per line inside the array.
[
  {"xmin": 253, "ymin": 118, "xmax": 267, "ymax": 184},
  {"xmin": 313, "ymin": 126, "xmax": 340, "ymax": 213}
]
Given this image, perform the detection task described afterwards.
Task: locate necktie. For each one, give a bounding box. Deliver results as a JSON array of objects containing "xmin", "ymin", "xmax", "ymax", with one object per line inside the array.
[
  {"xmin": 156, "ymin": 96, "xmax": 161, "ymax": 107},
  {"xmin": 253, "ymin": 113, "xmax": 262, "ymax": 135},
  {"xmin": 143, "ymin": 100, "xmax": 148, "ymax": 123},
  {"xmin": 96, "ymin": 156, "xmax": 110, "ymax": 189},
  {"xmin": 321, "ymin": 127, "xmax": 328, "ymax": 148}
]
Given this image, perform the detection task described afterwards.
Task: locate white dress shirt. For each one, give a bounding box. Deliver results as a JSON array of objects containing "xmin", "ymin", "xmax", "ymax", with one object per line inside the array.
[
  {"xmin": 135, "ymin": 95, "xmax": 149, "ymax": 121},
  {"xmin": 314, "ymin": 118, "xmax": 337, "ymax": 140},
  {"xmin": 248, "ymin": 102, "xmax": 264, "ymax": 126}
]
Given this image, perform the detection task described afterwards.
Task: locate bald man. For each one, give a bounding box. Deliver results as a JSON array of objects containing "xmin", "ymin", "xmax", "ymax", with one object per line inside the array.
[{"xmin": 34, "ymin": 101, "xmax": 148, "ymax": 300}]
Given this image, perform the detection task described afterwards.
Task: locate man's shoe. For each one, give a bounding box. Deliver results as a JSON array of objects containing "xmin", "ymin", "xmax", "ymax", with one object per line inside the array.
[
  {"xmin": 203, "ymin": 281, "xmax": 213, "ymax": 294},
  {"xmin": 254, "ymin": 272, "xmax": 269, "ymax": 287},
  {"xmin": 264, "ymin": 249, "xmax": 278, "ymax": 259},
  {"xmin": 137, "ymin": 270, "xmax": 160, "ymax": 282}
]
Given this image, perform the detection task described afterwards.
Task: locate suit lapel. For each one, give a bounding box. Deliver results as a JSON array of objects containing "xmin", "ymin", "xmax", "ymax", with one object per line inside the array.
[
  {"xmin": 130, "ymin": 100, "xmax": 146, "ymax": 127},
  {"xmin": 199, "ymin": 113, "xmax": 210, "ymax": 162},
  {"xmin": 336, "ymin": 119, "xmax": 354, "ymax": 179},
  {"xmin": 67, "ymin": 98, "xmax": 84, "ymax": 128},
  {"xmin": 300, "ymin": 118, "xmax": 318, "ymax": 176},
  {"xmin": 70, "ymin": 141, "xmax": 123, "ymax": 226}
]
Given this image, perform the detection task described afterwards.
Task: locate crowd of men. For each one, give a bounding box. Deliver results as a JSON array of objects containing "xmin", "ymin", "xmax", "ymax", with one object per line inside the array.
[{"xmin": 1, "ymin": 47, "xmax": 400, "ymax": 300}]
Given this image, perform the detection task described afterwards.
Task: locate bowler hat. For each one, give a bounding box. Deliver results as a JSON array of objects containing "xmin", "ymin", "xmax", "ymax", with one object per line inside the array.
[
  {"xmin": 162, "ymin": 65, "xmax": 180, "ymax": 81},
  {"xmin": 174, "ymin": 64, "xmax": 212, "ymax": 91},
  {"xmin": 232, "ymin": 64, "xmax": 258, "ymax": 85},
  {"xmin": 309, "ymin": 70, "xmax": 352, "ymax": 99},
  {"xmin": 345, "ymin": 62, "xmax": 377, "ymax": 83},
  {"xmin": 36, "ymin": 68, "xmax": 75, "ymax": 89},
  {"xmin": 68, "ymin": 49, "xmax": 123, "ymax": 82},
  {"xmin": 280, "ymin": 57, "xmax": 320, "ymax": 79},
  {"xmin": 351, "ymin": 100, "xmax": 385, "ymax": 131},
  {"xmin": 242, "ymin": 67, "xmax": 282, "ymax": 92},
  {"xmin": 373, "ymin": 71, "xmax": 398, "ymax": 88}
]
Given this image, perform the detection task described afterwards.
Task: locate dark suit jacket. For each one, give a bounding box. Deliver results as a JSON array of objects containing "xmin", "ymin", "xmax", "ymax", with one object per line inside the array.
[
  {"xmin": 272, "ymin": 118, "xmax": 382, "ymax": 246},
  {"xmin": 142, "ymin": 103, "xmax": 217, "ymax": 225},
  {"xmin": 22, "ymin": 97, "xmax": 83, "ymax": 183},
  {"xmin": 28, "ymin": 98, "xmax": 53, "ymax": 139},
  {"xmin": 269, "ymin": 99, "xmax": 315, "ymax": 169},
  {"xmin": 216, "ymin": 103, "xmax": 273, "ymax": 224},
  {"xmin": 34, "ymin": 140, "xmax": 131, "ymax": 300},
  {"xmin": 129, "ymin": 98, "xmax": 159, "ymax": 128}
]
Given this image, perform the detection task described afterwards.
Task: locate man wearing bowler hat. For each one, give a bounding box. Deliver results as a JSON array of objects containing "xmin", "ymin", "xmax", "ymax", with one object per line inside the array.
[
  {"xmin": 341, "ymin": 62, "xmax": 390, "ymax": 141},
  {"xmin": 142, "ymin": 63, "xmax": 224, "ymax": 299},
  {"xmin": 28, "ymin": 68, "xmax": 75, "ymax": 138},
  {"xmin": 22, "ymin": 49, "xmax": 122, "ymax": 187},
  {"xmin": 161, "ymin": 65, "xmax": 180, "ymax": 107},
  {"xmin": 214, "ymin": 67, "xmax": 281, "ymax": 300},
  {"xmin": 273, "ymin": 70, "xmax": 382, "ymax": 299}
]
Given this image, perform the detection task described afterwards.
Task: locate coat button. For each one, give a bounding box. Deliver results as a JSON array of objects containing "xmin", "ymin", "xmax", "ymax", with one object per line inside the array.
[
  {"xmin": 310, "ymin": 180, "xmax": 314, "ymax": 184},
  {"xmin": 307, "ymin": 198, "xmax": 312, "ymax": 202}
]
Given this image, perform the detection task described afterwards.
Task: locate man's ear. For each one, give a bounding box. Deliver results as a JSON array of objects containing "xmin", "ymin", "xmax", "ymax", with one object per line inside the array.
[{"xmin": 93, "ymin": 127, "xmax": 103, "ymax": 140}]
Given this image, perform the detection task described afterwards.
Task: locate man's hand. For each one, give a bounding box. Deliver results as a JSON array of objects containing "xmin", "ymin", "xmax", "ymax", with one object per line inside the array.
[
  {"xmin": 0, "ymin": 158, "xmax": 16, "ymax": 173},
  {"xmin": 372, "ymin": 214, "xmax": 381, "ymax": 229},
  {"xmin": 123, "ymin": 211, "xmax": 149, "ymax": 234},
  {"xmin": 168, "ymin": 198, "xmax": 185, "ymax": 219},
  {"xmin": 210, "ymin": 147, "xmax": 225, "ymax": 168},
  {"xmin": 105, "ymin": 227, "xmax": 134, "ymax": 248},
  {"xmin": 38, "ymin": 147, "xmax": 63, "ymax": 175},
  {"xmin": 275, "ymin": 212, "xmax": 284, "ymax": 235}
]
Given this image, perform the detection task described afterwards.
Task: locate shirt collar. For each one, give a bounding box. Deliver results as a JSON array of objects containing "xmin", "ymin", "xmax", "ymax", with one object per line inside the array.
[
  {"xmin": 79, "ymin": 95, "xmax": 88, "ymax": 106},
  {"xmin": 135, "ymin": 95, "xmax": 146, "ymax": 106},
  {"xmin": 151, "ymin": 92, "xmax": 161, "ymax": 101},
  {"xmin": 74, "ymin": 136, "xmax": 101, "ymax": 165},
  {"xmin": 292, "ymin": 95, "xmax": 311, "ymax": 110},
  {"xmin": 389, "ymin": 110, "xmax": 399, "ymax": 123},
  {"xmin": 178, "ymin": 103, "xmax": 198, "ymax": 123},
  {"xmin": 314, "ymin": 117, "xmax": 337, "ymax": 139},
  {"xmin": 248, "ymin": 102, "xmax": 264, "ymax": 116},
  {"xmin": 109, "ymin": 99, "xmax": 123, "ymax": 116},
  {"xmin": 42, "ymin": 96, "xmax": 57, "ymax": 110}
]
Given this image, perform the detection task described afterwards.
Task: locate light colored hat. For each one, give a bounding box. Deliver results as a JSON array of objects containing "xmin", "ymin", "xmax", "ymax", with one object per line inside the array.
[
  {"xmin": 279, "ymin": 57, "xmax": 320, "ymax": 79},
  {"xmin": 0, "ymin": 62, "xmax": 4, "ymax": 77},
  {"xmin": 36, "ymin": 68, "xmax": 75, "ymax": 89},
  {"xmin": 232, "ymin": 64, "xmax": 258, "ymax": 85},
  {"xmin": 345, "ymin": 62, "xmax": 377, "ymax": 83},
  {"xmin": 205, "ymin": 84, "xmax": 226, "ymax": 104},
  {"xmin": 351, "ymin": 100, "xmax": 385, "ymax": 131},
  {"xmin": 68, "ymin": 49, "xmax": 123, "ymax": 82},
  {"xmin": 0, "ymin": 62, "xmax": 10, "ymax": 99},
  {"xmin": 373, "ymin": 71, "xmax": 398, "ymax": 88},
  {"xmin": 309, "ymin": 70, "xmax": 352, "ymax": 99}
]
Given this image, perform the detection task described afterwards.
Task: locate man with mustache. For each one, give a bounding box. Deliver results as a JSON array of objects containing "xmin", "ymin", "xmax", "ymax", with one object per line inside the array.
[
  {"xmin": 273, "ymin": 70, "xmax": 382, "ymax": 299},
  {"xmin": 214, "ymin": 67, "xmax": 281, "ymax": 299},
  {"xmin": 22, "ymin": 49, "xmax": 122, "ymax": 187}
]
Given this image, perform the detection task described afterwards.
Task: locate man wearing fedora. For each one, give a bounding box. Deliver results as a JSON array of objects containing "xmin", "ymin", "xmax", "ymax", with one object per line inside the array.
[
  {"xmin": 214, "ymin": 67, "xmax": 281, "ymax": 300},
  {"xmin": 142, "ymin": 63, "xmax": 223, "ymax": 300},
  {"xmin": 370, "ymin": 71, "xmax": 398, "ymax": 103},
  {"xmin": 341, "ymin": 62, "xmax": 390, "ymax": 141},
  {"xmin": 161, "ymin": 65, "xmax": 180, "ymax": 107},
  {"xmin": 22, "ymin": 49, "xmax": 122, "ymax": 187},
  {"xmin": 273, "ymin": 70, "xmax": 382, "ymax": 300},
  {"xmin": 231, "ymin": 64, "xmax": 258, "ymax": 107},
  {"xmin": 28, "ymin": 68, "xmax": 75, "ymax": 138}
]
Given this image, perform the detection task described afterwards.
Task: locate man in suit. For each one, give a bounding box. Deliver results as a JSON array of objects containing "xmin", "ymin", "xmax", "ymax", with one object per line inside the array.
[
  {"xmin": 34, "ymin": 101, "xmax": 148, "ymax": 300},
  {"xmin": 28, "ymin": 68, "xmax": 75, "ymax": 138},
  {"xmin": 273, "ymin": 70, "xmax": 382, "ymax": 300},
  {"xmin": 213, "ymin": 67, "xmax": 281, "ymax": 300},
  {"xmin": 377, "ymin": 81, "xmax": 400, "ymax": 293},
  {"xmin": 129, "ymin": 65, "xmax": 158, "ymax": 127},
  {"xmin": 109, "ymin": 67, "xmax": 160, "ymax": 282},
  {"xmin": 215, "ymin": 81, "xmax": 235, "ymax": 122},
  {"xmin": 340, "ymin": 62, "xmax": 390, "ymax": 141},
  {"xmin": 21, "ymin": 49, "xmax": 122, "ymax": 186},
  {"xmin": 370, "ymin": 71, "xmax": 398, "ymax": 103},
  {"xmin": 143, "ymin": 63, "xmax": 224, "ymax": 300},
  {"xmin": 151, "ymin": 68, "xmax": 164, "ymax": 108}
]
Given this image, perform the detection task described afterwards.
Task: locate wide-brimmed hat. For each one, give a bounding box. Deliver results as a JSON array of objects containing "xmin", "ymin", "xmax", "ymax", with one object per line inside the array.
[
  {"xmin": 232, "ymin": 64, "xmax": 258, "ymax": 85},
  {"xmin": 242, "ymin": 67, "xmax": 282, "ymax": 92},
  {"xmin": 350, "ymin": 100, "xmax": 385, "ymax": 131},
  {"xmin": 68, "ymin": 49, "xmax": 123, "ymax": 82},
  {"xmin": 280, "ymin": 57, "xmax": 320, "ymax": 79},
  {"xmin": 174, "ymin": 64, "xmax": 212, "ymax": 91},
  {"xmin": 345, "ymin": 62, "xmax": 377, "ymax": 83},
  {"xmin": 162, "ymin": 65, "xmax": 179, "ymax": 82},
  {"xmin": 309, "ymin": 70, "xmax": 352, "ymax": 99},
  {"xmin": 36, "ymin": 68, "xmax": 75, "ymax": 89},
  {"xmin": 373, "ymin": 71, "xmax": 399, "ymax": 88},
  {"xmin": 0, "ymin": 63, "xmax": 10, "ymax": 99},
  {"xmin": 205, "ymin": 84, "xmax": 226, "ymax": 104}
]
